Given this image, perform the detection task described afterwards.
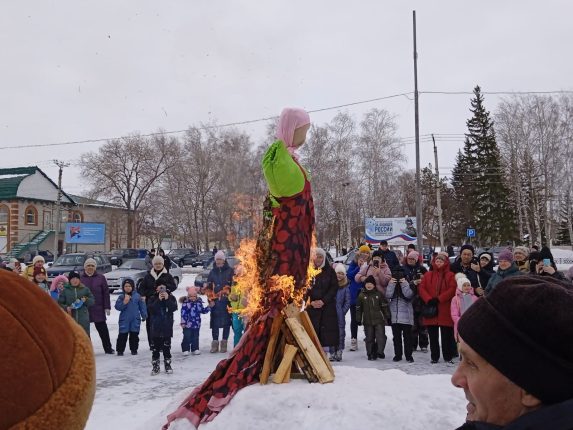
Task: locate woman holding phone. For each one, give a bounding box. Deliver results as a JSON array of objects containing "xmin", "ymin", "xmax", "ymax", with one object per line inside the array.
[{"xmin": 529, "ymin": 247, "xmax": 568, "ymax": 282}]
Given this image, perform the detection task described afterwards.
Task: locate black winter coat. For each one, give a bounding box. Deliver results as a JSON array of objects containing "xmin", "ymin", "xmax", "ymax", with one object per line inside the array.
[
  {"xmin": 450, "ymin": 259, "xmax": 480, "ymax": 293},
  {"xmin": 147, "ymin": 293, "xmax": 178, "ymax": 338},
  {"xmin": 139, "ymin": 269, "xmax": 176, "ymax": 299},
  {"xmin": 403, "ymin": 263, "xmax": 427, "ymax": 312},
  {"xmin": 476, "ymin": 252, "xmax": 495, "ymax": 289},
  {"xmin": 455, "ymin": 398, "xmax": 573, "ymax": 430},
  {"xmin": 306, "ymin": 264, "xmax": 339, "ymax": 347}
]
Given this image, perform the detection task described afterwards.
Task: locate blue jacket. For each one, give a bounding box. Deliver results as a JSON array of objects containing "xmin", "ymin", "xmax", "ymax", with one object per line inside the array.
[
  {"xmin": 148, "ymin": 293, "xmax": 178, "ymax": 338},
  {"xmin": 347, "ymin": 261, "xmax": 363, "ymax": 306},
  {"xmin": 115, "ymin": 292, "xmax": 147, "ymax": 334},
  {"xmin": 335, "ymin": 283, "xmax": 351, "ymax": 326},
  {"xmin": 180, "ymin": 297, "xmax": 210, "ymax": 329}
]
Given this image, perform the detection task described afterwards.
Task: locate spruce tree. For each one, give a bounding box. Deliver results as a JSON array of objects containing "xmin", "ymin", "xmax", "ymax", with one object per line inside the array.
[{"xmin": 464, "ymin": 86, "xmax": 516, "ymax": 245}]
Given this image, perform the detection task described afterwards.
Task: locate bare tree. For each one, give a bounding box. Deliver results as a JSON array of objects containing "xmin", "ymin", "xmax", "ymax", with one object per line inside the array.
[{"xmin": 79, "ymin": 132, "xmax": 180, "ymax": 247}]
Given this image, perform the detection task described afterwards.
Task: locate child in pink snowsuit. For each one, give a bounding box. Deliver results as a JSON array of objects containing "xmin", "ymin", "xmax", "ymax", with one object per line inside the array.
[{"xmin": 451, "ymin": 276, "xmax": 478, "ymax": 341}]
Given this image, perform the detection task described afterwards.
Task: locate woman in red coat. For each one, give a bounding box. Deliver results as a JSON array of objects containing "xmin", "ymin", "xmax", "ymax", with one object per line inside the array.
[{"xmin": 418, "ymin": 253, "xmax": 456, "ymax": 363}]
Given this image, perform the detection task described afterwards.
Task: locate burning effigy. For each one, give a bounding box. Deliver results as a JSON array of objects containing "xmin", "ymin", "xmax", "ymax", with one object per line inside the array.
[{"xmin": 163, "ymin": 108, "xmax": 334, "ymax": 429}]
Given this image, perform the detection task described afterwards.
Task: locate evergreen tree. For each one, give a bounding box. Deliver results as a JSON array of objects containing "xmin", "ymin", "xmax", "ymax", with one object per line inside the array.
[{"xmin": 451, "ymin": 86, "xmax": 516, "ymax": 245}]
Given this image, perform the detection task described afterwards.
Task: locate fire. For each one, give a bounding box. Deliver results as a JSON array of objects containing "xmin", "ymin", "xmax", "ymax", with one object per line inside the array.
[{"xmin": 231, "ymin": 235, "xmax": 322, "ymax": 320}]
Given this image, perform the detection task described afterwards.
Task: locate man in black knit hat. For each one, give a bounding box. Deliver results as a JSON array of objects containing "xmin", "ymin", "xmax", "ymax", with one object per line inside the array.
[{"xmin": 452, "ymin": 276, "xmax": 573, "ymax": 429}]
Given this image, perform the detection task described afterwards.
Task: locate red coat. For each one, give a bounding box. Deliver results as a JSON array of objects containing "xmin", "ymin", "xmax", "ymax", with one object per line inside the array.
[{"xmin": 418, "ymin": 259, "xmax": 456, "ymax": 327}]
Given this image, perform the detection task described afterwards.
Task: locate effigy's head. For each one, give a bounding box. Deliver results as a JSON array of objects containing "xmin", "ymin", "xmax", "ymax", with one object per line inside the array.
[{"xmin": 277, "ymin": 107, "xmax": 310, "ymax": 149}]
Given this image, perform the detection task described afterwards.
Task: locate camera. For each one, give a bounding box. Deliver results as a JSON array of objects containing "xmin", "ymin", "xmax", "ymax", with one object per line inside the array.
[
  {"xmin": 392, "ymin": 268, "xmax": 405, "ymax": 281},
  {"xmin": 471, "ymin": 257, "xmax": 478, "ymax": 265}
]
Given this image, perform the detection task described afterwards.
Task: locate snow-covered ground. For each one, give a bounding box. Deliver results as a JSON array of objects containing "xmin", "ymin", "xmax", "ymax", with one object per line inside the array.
[{"xmin": 86, "ymin": 271, "xmax": 467, "ymax": 430}]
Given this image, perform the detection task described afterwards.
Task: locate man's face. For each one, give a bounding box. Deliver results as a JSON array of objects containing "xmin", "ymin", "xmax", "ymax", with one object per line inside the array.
[
  {"xmin": 380, "ymin": 244, "xmax": 388, "ymax": 251},
  {"xmin": 461, "ymin": 250, "xmax": 473, "ymax": 265},
  {"xmin": 215, "ymin": 258, "xmax": 225, "ymax": 268},
  {"xmin": 85, "ymin": 264, "xmax": 96, "ymax": 276},
  {"xmin": 451, "ymin": 339, "xmax": 527, "ymax": 426}
]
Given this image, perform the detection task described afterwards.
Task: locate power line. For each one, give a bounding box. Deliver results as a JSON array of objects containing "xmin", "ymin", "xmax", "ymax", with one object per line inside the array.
[
  {"xmin": 0, "ymin": 91, "xmax": 414, "ymax": 151},
  {"xmin": 421, "ymin": 90, "xmax": 573, "ymax": 96}
]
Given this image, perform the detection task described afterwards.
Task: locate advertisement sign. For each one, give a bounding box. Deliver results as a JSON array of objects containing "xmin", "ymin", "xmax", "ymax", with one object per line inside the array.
[
  {"xmin": 365, "ymin": 217, "xmax": 417, "ymax": 245},
  {"xmin": 65, "ymin": 223, "xmax": 106, "ymax": 244}
]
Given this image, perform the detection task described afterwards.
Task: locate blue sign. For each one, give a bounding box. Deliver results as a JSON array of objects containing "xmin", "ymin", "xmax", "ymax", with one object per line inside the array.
[
  {"xmin": 466, "ymin": 228, "xmax": 476, "ymax": 238},
  {"xmin": 65, "ymin": 223, "xmax": 106, "ymax": 244}
]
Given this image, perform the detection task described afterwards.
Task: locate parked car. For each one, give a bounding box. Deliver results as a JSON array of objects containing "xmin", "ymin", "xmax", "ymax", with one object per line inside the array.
[
  {"xmin": 168, "ymin": 248, "xmax": 198, "ymax": 266},
  {"xmin": 47, "ymin": 253, "xmax": 112, "ymax": 285},
  {"xmin": 104, "ymin": 259, "xmax": 183, "ymax": 293},
  {"xmin": 193, "ymin": 251, "xmax": 215, "ymax": 268},
  {"xmin": 194, "ymin": 257, "xmax": 240, "ymax": 288},
  {"xmin": 108, "ymin": 248, "xmax": 141, "ymax": 266}
]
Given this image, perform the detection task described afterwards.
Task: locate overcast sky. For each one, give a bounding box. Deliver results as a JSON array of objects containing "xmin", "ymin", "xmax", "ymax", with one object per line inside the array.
[{"xmin": 1, "ymin": 0, "xmax": 572, "ymax": 195}]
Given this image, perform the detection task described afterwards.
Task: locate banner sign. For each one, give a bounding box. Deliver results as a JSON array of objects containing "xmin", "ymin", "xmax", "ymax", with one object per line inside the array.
[
  {"xmin": 65, "ymin": 223, "xmax": 106, "ymax": 244},
  {"xmin": 365, "ymin": 217, "xmax": 417, "ymax": 244}
]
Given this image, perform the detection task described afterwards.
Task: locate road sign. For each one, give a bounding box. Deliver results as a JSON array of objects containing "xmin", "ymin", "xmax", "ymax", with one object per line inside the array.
[{"xmin": 466, "ymin": 228, "xmax": 476, "ymax": 238}]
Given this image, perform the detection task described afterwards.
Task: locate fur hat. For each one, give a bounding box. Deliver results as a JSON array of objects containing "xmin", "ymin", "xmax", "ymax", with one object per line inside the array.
[
  {"xmin": 358, "ymin": 245, "xmax": 371, "ymax": 254},
  {"xmin": 363, "ymin": 275, "xmax": 376, "ymax": 286},
  {"xmin": 32, "ymin": 255, "xmax": 45, "ymax": 265},
  {"xmin": 456, "ymin": 276, "xmax": 471, "ymax": 291},
  {"xmin": 51, "ymin": 274, "xmax": 68, "ymax": 292},
  {"xmin": 334, "ymin": 263, "xmax": 346, "ymax": 274},
  {"xmin": 68, "ymin": 271, "xmax": 81, "ymax": 281},
  {"xmin": 0, "ymin": 270, "xmax": 95, "ymax": 428},
  {"xmin": 214, "ymin": 250, "xmax": 226, "ymax": 260},
  {"xmin": 459, "ymin": 244, "xmax": 475, "ymax": 255},
  {"xmin": 458, "ymin": 276, "xmax": 573, "ymax": 404},
  {"xmin": 83, "ymin": 258, "xmax": 97, "ymax": 268},
  {"xmin": 152, "ymin": 255, "xmax": 165, "ymax": 266},
  {"xmin": 513, "ymin": 246, "xmax": 529, "ymax": 258},
  {"xmin": 498, "ymin": 248, "xmax": 513, "ymax": 262}
]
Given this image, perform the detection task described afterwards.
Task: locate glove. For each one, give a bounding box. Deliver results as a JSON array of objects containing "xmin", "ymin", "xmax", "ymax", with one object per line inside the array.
[
  {"xmin": 428, "ymin": 298, "xmax": 439, "ymax": 306},
  {"xmin": 105, "ymin": 309, "xmax": 110, "ymax": 316}
]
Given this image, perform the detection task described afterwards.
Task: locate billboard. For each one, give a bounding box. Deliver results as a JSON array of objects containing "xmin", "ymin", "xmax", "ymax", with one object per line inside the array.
[
  {"xmin": 65, "ymin": 223, "xmax": 106, "ymax": 244},
  {"xmin": 365, "ymin": 217, "xmax": 417, "ymax": 245}
]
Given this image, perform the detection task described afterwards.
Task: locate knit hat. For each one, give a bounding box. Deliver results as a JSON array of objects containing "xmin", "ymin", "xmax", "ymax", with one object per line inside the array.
[
  {"xmin": 358, "ymin": 245, "xmax": 371, "ymax": 254},
  {"xmin": 513, "ymin": 246, "xmax": 529, "ymax": 258},
  {"xmin": 334, "ymin": 263, "xmax": 346, "ymax": 274},
  {"xmin": 68, "ymin": 271, "xmax": 81, "ymax": 281},
  {"xmin": 84, "ymin": 258, "xmax": 97, "ymax": 268},
  {"xmin": 407, "ymin": 251, "xmax": 419, "ymax": 261},
  {"xmin": 456, "ymin": 276, "xmax": 471, "ymax": 291},
  {"xmin": 0, "ymin": 270, "xmax": 95, "ymax": 429},
  {"xmin": 459, "ymin": 244, "xmax": 475, "ymax": 255},
  {"xmin": 214, "ymin": 250, "xmax": 226, "ymax": 261},
  {"xmin": 152, "ymin": 255, "xmax": 164, "ymax": 266},
  {"xmin": 33, "ymin": 266, "xmax": 46, "ymax": 277},
  {"xmin": 458, "ymin": 276, "xmax": 573, "ymax": 404},
  {"xmin": 497, "ymin": 248, "xmax": 513, "ymax": 262},
  {"xmin": 32, "ymin": 255, "xmax": 45, "ymax": 264},
  {"xmin": 122, "ymin": 278, "xmax": 135, "ymax": 288},
  {"xmin": 363, "ymin": 275, "xmax": 376, "ymax": 286},
  {"xmin": 479, "ymin": 253, "xmax": 492, "ymax": 262}
]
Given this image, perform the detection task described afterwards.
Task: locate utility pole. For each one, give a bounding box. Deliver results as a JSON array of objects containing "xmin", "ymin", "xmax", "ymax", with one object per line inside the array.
[
  {"xmin": 413, "ymin": 10, "xmax": 423, "ymax": 251},
  {"xmin": 432, "ymin": 135, "xmax": 445, "ymax": 250},
  {"xmin": 53, "ymin": 160, "xmax": 69, "ymax": 257}
]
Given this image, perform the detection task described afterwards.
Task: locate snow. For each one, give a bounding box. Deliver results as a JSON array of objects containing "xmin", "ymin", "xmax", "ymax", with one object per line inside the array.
[{"xmin": 85, "ymin": 271, "xmax": 467, "ymax": 430}]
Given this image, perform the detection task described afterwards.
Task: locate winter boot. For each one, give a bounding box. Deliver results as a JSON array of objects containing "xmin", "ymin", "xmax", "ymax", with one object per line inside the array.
[
  {"xmin": 219, "ymin": 340, "xmax": 228, "ymax": 353},
  {"xmin": 350, "ymin": 338, "xmax": 358, "ymax": 351},
  {"xmin": 335, "ymin": 350, "xmax": 343, "ymax": 362},
  {"xmin": 328, "ymin": 352, "xmax": 336, "ymax": 362},
  {"xmin": 164, "ymin": 359, "xmax": 173, "ymax": 374},
  {"xmin": 151, "ymin": 359, "xmax": 160, "ymax": 376},
  {"xmin": 210, "ymin": 340, "xmax": 219, "ymax": 353}
]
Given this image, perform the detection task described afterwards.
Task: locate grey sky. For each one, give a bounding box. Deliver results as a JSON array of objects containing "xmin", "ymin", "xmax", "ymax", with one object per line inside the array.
[{"xmin": 1, "ymin": 0, "xmax": 571, "ymax": 194}]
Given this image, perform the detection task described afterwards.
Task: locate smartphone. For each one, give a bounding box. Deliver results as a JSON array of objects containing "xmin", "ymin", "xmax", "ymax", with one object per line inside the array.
[
  {"xmin": 373, "ymin": 260, "xmax": 379, "ymax": 268},
  {"xmin": 543, "ymin": 259, "xmax": 551, "ymax": 266},
  {"xmin": 158, "ymin": 285, "xmax": 166, "ymax": 293}
]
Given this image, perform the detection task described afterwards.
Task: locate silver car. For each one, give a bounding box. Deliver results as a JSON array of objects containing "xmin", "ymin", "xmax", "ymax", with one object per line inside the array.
[{"xmin": 104, "ymin": 259, "xmax": 182, "ymax": 293}]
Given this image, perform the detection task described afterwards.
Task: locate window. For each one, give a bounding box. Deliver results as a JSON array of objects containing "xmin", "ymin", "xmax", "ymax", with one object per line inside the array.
[
  {"xmin": 25, "ymin": 206, "xmax": 38, "ymax": 226},
  {"xmin": 72, "ymin": 211, "xmax": 83, "ymax": 223}
]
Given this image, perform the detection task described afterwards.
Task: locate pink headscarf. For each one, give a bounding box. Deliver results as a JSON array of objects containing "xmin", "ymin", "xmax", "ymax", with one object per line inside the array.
[{"xmin": 276, "ymin": 107, "xmax": 310, "ymax": 159}]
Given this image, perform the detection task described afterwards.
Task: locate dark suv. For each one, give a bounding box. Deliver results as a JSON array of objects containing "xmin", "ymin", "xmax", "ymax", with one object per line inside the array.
[
  {"xmin": 109, "ymin": 248, "xmax": 140, "ymax": 266},
  {"xmin": 168, "ymin": 248, "xmax": 198, "ymax": 266},
  {"xmin": 47, "ymin": 253, "xmax": 112, "ymax": 285}
]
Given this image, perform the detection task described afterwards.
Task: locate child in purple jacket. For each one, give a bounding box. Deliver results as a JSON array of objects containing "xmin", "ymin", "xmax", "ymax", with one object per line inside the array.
[{"xmin": 179, "ymin": 286, "xmax": 210, "ymax": 356}]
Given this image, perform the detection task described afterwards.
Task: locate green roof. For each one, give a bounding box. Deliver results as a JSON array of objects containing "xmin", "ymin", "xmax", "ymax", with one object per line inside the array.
[{"xmin": 0, "ymin": 167, "xmax": 36, "ymax": 199}]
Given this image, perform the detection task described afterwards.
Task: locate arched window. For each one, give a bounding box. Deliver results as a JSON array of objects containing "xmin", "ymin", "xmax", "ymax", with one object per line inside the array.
[
  {"xmin": 72, "ymin": 211, "xmax": 83, "ymax": 223},
  {"xmin": 24, "ymin": 206, "xmax": 38, "ymax": 226}
]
